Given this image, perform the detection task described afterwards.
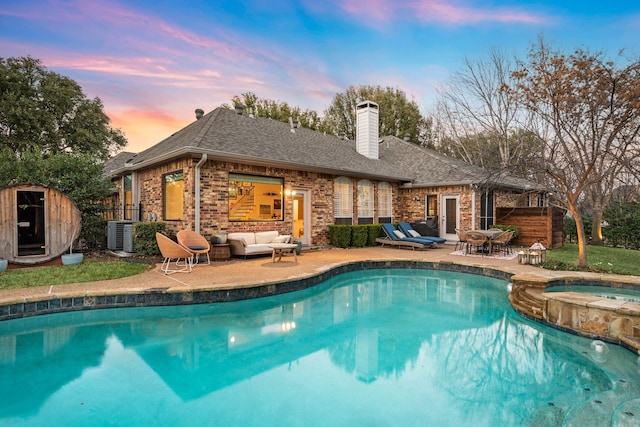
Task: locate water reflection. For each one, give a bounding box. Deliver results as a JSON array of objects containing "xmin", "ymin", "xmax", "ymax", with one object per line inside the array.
[{"xmin": 0, "ymin": 269, "xmax": 638, "ymax": 425}]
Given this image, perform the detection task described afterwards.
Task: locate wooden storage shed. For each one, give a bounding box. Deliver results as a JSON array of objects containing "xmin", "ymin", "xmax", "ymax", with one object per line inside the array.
[
  {"xmin": 0, "ymin": 184, "xmax": 82, "ymax": 265},
  {"xmin": 495, "ymin": 206, "xmax": 564, "ymax": 249}
]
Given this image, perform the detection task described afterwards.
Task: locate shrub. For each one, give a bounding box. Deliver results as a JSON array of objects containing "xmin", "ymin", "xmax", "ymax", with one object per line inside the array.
[
  {"xmin": 133, "ymin": 222, "xmax": 166, "ymax": 255},
  {"xmin": 367, "ymin": 224, "xmax": 383, "ymax": 246},
  {"xmin": 328, "ymin": 225, "xmax": 352, "ymax": 248},
  {"xmin": 351, "ymin": 225, "xmax": 369, "ymax": 247}
]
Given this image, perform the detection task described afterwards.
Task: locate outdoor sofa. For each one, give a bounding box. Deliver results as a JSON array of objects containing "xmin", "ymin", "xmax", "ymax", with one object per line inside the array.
[{"xmin": 227, "ymin": 231, "xmax": 291, "ymax": 258}]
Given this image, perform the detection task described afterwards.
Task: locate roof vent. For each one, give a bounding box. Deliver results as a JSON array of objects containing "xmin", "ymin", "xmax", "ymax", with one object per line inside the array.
[
  {"xmin": 404, "ymin": 133, "xmax": 411, "ymax": 141},
  {"xmin": 289, "ymin": 117, "xmax": 299, "ymax": 132},
  {"xmin": 195, "ymin": 108, "xmax": 204, "ymax": 120},
  {"xmin": 338, "ymin": 131, "xmax": 347, "ymax": 140},
  {"xmin": 235, "ymin": 104, "xmax": 244, "ymax": 115}
]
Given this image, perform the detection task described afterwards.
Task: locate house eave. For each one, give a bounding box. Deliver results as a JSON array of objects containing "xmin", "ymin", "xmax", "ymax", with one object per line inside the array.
[{"xmin": 109, "ymin": 146, "xmax": 412, "ymax": 182}]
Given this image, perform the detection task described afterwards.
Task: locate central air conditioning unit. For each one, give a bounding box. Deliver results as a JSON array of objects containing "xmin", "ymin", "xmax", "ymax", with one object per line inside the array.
[{"xmin": 107, "ymin": 221, "xmax": 135, "ymax": 250}]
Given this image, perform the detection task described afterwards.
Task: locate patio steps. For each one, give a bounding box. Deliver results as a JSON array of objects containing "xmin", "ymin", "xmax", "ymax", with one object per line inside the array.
[{"xmin": 509, "ymin": 284, "xmax": 545, "ymax": 320}]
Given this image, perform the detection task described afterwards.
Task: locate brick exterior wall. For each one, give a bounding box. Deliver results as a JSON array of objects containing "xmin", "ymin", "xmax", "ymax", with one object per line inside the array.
[{"xmin": 117, "ymin": 158, "xmax": 535, "ymax": 245}]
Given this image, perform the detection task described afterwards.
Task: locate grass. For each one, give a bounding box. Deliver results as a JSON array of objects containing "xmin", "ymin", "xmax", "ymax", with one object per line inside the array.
[
  {"xmin": 0, "ymin": 258, "xmax": 150, "ymax": 290},
  {"xmin": 544, "ymin": 244, "xmax": 640, "ymax": 276}
]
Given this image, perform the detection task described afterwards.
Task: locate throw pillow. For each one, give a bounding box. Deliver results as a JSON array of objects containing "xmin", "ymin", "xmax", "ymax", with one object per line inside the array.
[
  {"xmin": 393, "ymin": 230, "xmax": 407, "ymax": 239},
  {"xmin": 408, "ymin": 230, "xmax": 421, "ymax": 238}
]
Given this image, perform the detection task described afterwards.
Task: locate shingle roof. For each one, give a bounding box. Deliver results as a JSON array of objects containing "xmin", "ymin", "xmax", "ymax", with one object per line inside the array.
[{"xmin": 112, "ymin": 107, "xmax": 537, "ymax": 190}]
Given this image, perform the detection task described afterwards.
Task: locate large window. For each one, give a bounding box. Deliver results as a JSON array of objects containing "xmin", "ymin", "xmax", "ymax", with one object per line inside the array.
[
  {"xmin": 357, "ymin": 180, "xmax": 374, "ymax": 224},
  {"xmin": 480, "ymin": 189, "xmax": 494, "ymax": 229},
  {"xmin": 334, "ymin": 177, "xmax": 353, "ymax": 225},
  {"xmin": 378, "ymin": 182, "xmax": 392, "ymax": 223},
  {"xmin": 426, "ymin": 195, "xmax": 437, "ymax": 218},
  {"xmin": 164, "ymin": 171, "xmax": 184, "ymax": 221},
  {"xmin": 228, "ymin": 173, "xmax": 284, "ymax": 222}
]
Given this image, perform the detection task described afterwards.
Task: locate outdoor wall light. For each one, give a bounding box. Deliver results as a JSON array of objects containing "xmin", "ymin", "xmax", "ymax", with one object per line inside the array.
[{"xmin": 413, "ymin": 196, "xmax": 420, "ymax": 201}]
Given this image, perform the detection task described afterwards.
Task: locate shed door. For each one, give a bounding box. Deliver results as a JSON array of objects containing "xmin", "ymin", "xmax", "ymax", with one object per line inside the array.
[{"xmin": 17, "ymin": 190, "xmax": 46, "ymax": 256}]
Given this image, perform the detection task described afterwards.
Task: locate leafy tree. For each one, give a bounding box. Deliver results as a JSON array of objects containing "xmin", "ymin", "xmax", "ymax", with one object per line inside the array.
[
  {"xmin": 319, "ymin": 85, "xmax": 425, "ymax": 144},
  {"xmin": 0, "ymin": 150, "xmax": 114, "ymax": 248},
  {"xmin": 223, "ymin": 92, "xmax": 322, "ymax": 130},
  {"xmin": 0, "ymin": 56, "xmax": 128, "ymax": 248},
  {"xmin": 509, "ymin": 38, "xmax": 640, "ymax": 267},
  {"xmin": 0, "ymin": 56, "xmax": 126, "ymax": 159}
]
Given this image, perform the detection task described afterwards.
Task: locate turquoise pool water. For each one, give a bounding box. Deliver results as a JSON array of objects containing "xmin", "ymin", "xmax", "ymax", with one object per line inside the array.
[
  {"xmin": 1, "ymin": 269, "xmax": 639, "ymax": 426},
  {"xmin": 546, "ymin": 285, "xmax": 640, "ymax": 303}
]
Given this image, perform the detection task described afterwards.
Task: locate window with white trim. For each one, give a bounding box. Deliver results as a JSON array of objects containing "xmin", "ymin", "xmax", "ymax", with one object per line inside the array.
[
  {"xmin": 334, "ymin": 176, "xmax": 353, "ymax": 224},
  {"xmin": 378, "ymin": 182, "xmax": 392, "ymax": 222},
  {"xmin": 357, "ymin": 179, "xmax": 374, "ymax": 224}
]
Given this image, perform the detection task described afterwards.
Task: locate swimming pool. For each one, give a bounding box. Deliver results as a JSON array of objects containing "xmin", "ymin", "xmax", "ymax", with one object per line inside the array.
[{"xmin": 1, "ymin": 268, "xmax": 639, "ymax": 426}]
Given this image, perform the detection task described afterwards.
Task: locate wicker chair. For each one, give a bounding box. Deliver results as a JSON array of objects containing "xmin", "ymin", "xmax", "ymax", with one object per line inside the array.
[
  {"xmin": 177, "ymin": 230, "xmax": 211, "ymax": 265},
  {"xmin": 491, "ymin": 230, "xmax": 514, "ymax": 254},
  {"xmin": 464, "ymin": 231, "xmax": 488, "ymax": 255},
  {"xmin": 455, "ymin": 229, "xmax": 468, "ymax": 252},
  {"xmin": 156, "ymin": 232, "xmax": 193, "ymax": 274}
]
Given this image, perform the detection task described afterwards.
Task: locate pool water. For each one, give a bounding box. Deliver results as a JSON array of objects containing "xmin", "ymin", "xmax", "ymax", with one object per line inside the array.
[
  {"xmin": 546, "ymin": 285, "xmax": 640, "ymax": 303},
  {"xmin": 1, "ymin": 269, "xmax": 639, "ymax": 426}
]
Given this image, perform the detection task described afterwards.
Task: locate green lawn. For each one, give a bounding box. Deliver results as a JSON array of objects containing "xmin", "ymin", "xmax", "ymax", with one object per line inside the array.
[
  {"xmin": 0, "ymin": 258, "xmax": 149, "ymax": 290},
  {"xmin": 545, "ymin": 244, "xmax": 640, "ymax": 276}
]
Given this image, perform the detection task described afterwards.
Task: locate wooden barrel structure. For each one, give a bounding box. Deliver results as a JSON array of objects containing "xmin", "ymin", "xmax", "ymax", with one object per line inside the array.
[{"xmin": 0, "ymin": 184, "xmax": 82, "ymax": 265}]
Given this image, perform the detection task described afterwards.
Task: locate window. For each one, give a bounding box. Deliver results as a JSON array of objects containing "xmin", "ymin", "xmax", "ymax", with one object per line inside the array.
[
  {"xmin": 228, "ymin": 173, "xmax": 284, "ymax": 221},
  {"xmin": 480, "ymin": 189, "xmax": 494, "ymax": 229},
  {"xmin": 378, "ymin": 182, "xmax": 392, "ymax": 223},
  {"xmin": 164, "ymin": 171, "xmax": 184, "ymax": 220},
  {"xmin": 426, "ymin": 195, "xmax": 437, "ymax": 217},
  {"xmin": 334, "ymin": 177, "xmax": 353, "ymax": 225},
  {"xmin": 357, "ymin": 180, "xmax": 374, "ymax": 224},
  {"xmin": 123, "ymin": 174, "xmax": 132, "ymax": 220}
]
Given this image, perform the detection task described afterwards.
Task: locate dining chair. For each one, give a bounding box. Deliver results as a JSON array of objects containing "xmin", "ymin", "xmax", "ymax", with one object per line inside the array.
[{"xmin": 464, "ymin": 231, "xmax": 488, "ymax": 255}]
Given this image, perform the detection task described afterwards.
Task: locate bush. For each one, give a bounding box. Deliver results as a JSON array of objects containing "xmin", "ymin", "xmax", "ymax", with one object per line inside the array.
[
  {"xmin": 133, "ymin": 222, "xmax": 166, "ymax": 255},
  {"xmin": 367, "ymin": 224, "xmax": 383, "ymax": 246},
  {"xmin": 351, "ymin": 225, "xmax": 369, "ymax": 247},
  {"xmin": 328, "ymin": 225, "xmax": 352, "ymax": 248}
]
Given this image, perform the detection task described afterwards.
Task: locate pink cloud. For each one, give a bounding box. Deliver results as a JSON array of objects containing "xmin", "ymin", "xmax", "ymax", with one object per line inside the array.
[{"xmin": 336, "ymin": 0, "xmax": 546, "ymax": 25}]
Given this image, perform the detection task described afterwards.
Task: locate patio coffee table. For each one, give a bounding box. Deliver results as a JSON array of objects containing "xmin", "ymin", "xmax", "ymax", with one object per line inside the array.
[{"xmin": 268, "ymin": 243, "xmax": 298, "ymax": 263}]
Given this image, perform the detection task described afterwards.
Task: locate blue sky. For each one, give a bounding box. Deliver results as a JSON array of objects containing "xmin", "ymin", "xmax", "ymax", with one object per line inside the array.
[{"xmin": 2, "ymin": 0, "xmax": 639, "ymax": 152}]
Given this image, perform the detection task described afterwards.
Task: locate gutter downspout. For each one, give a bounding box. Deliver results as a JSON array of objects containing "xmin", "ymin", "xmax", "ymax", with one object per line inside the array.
[
  {"xmin": 471, "ymin": 184, "xmax": 476, "ymax": 230},
  {"xmin": 195, "ymin": 154, "xmax": 207, "ymax": 234}
]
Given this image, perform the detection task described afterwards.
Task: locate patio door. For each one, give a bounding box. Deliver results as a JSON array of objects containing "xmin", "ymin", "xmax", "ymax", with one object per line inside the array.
[
  {"xmin": 292, "ymin": 189, "xmax": 310, "ymax": 246},
  {"xmin": 441, "ymin": 195, "xmax": 459, "ymax": 242},
  {"xmin": 17, "ymin": 190, "xmax": 46, "ymax": 256}
]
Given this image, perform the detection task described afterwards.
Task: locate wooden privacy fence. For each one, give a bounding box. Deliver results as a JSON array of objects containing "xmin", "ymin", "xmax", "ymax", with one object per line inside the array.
[{"xmin": 495, "ymin": 207, "xmax": 564, "ymax": 249}]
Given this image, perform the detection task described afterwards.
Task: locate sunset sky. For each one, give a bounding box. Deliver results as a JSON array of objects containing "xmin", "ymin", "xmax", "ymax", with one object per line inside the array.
[{"xmin": 2, "ymin": 0, "xmax": 639, "ymax": 153}]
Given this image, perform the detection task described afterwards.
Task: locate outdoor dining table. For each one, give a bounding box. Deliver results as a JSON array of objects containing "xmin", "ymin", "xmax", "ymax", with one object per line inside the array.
[{"xmin": 477, "ymin": 229, "xmax": 504, "ymax": 255}]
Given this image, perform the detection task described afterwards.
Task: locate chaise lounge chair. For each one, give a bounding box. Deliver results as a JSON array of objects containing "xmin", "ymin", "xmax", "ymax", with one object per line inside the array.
[
  {"xmin": 398, "ymin": 222, "xmax": 446, "ymax": 244},
  {"xmin": 376, "ymin": 223, "xmax": 435, "ymax": 250}
]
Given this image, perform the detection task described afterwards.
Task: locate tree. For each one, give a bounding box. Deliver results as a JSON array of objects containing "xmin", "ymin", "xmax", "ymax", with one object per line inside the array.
[
  {"xmin": 223, "ymin": 92, "xmax": 322, "ymax": 130},
  {"xmin": 0, "ymin": 57, "xmax": 126, "ymax": 160},
  {"xmin": 435, "ymin": 49, "xmax": 540, "ymax": 170},
  {"xmin": 319, "ymin": 85, "xmax": 425, "ymax": 144},
  {"xmin": 510, "ymin": 38, "xmax": 640, "ymax": 267},
  {"xmin": 0, "ymin": 56, "xmax": 128, "ymax": 248}
]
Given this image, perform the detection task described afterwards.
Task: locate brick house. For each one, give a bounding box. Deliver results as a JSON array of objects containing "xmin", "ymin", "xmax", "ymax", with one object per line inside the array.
[{"xmin": 105, "ymin": 101, "xmax": 541, "ymax": 246}]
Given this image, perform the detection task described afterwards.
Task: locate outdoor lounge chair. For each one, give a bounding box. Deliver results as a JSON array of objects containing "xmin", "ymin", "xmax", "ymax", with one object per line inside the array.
[
  {"xmin": 177, "ymin": 230, "xmax": 211, "ymax": 265},
  {"xmin": 156, "ymin": 232, "xmax": 194, "ymax": 274},
  {"xmin": 375, "ymin": 223, "xmax": 434, "ymax": 250},
  {"xmin": 398, "ymin": 222, "xmax": 446, "ymax": 244}
]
